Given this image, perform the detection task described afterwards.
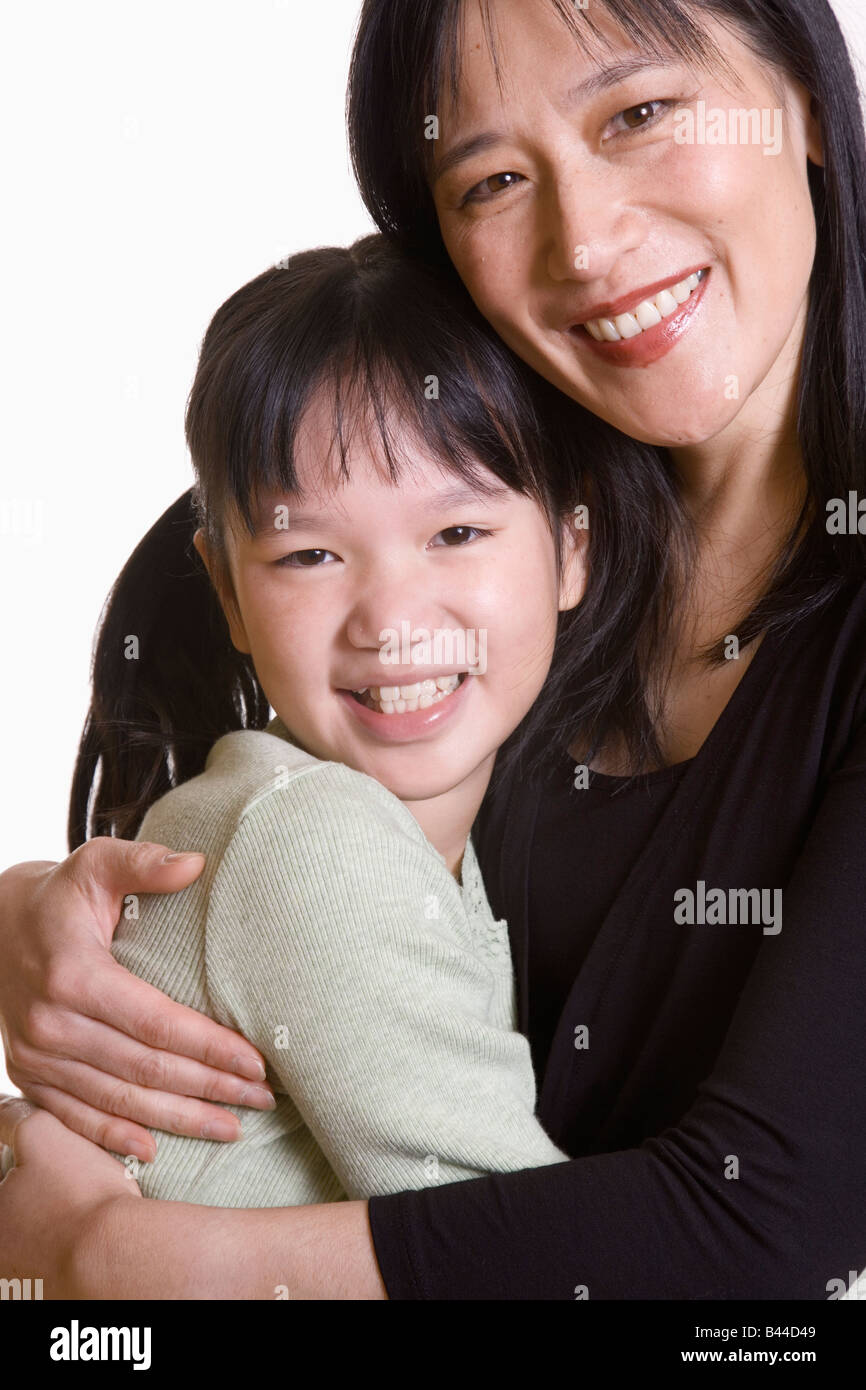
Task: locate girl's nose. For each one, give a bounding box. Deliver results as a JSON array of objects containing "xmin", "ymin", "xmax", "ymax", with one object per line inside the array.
[
  {"xmin": 543, "ymin": 162, "xmax": 645, "ymax": 285},
  {"xmin": 344, "ymin": 576, "xmax": 448, "ymax": 655}
]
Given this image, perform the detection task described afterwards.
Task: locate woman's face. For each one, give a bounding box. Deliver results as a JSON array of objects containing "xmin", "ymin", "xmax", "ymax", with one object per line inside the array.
[
  {"xmin": 431, "ymin": 0, "xmax": 824, "ymax": 448},
  {"xmin": 197, "ymin": 390, "xmax": 585, "ymax": 810}
]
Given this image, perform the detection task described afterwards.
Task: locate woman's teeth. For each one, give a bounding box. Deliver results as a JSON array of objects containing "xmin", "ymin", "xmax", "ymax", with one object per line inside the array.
[
  {"xmin": 352, "ymin": 673, "xmax": 463, "ymax": 715},
  {"xmin": 582, "ymin": 270, "xmax": 707, "ymax": 343}
]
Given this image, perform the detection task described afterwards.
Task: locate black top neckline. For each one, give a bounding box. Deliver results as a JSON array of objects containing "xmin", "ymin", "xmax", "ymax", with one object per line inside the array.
[{"xmin": 563, "ymin": 627, "xmax": 776, "ymax": 791}]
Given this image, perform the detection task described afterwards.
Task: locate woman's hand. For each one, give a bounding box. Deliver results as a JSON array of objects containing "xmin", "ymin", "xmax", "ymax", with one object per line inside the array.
[
  {"xmin": 0, "ymin": 1094, "xmax": 388, "ymax": 1300},
  {"xmin": 0, "ymin": 1094, "xmax": 142, "ymax": 1298},
  {"xmin": 0, "ymin": 839, "xmax": 273, "ymax": 1162}
]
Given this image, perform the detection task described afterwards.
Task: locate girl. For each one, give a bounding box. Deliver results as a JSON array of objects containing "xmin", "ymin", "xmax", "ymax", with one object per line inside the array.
[
  {"xmin": 52, "ymin": 232, "xmax": 596, "ymax": 1207},
  {"xmin": 2, "ymin": 0, "xmax": 866, "ymax": 1299}
]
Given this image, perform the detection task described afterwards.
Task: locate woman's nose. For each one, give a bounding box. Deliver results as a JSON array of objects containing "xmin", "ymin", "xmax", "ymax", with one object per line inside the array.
[{"xmin": 543, "ymin": 163, "xmax": 645, "ymax": 285}]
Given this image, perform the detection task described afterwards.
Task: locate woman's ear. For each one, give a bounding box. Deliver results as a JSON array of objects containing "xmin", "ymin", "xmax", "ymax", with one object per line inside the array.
[
  {"xmin": 192, "ymin": 528, "xmax": 252, "ymax": 655},
  {"xmin": 806, "ymin": 94, "xmax": 824, "ymax": 168},
  {"xmin": 558, "ymin": 505, "xmax": 589, "ymax": 613}
]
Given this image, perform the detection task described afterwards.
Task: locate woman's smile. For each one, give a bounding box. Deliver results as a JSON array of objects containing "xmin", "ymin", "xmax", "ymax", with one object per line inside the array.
[
  {"xmin": 432, "ymin": 0, "xmax": 823, "ymax": 449},
  {"xmin": 570, "ymin": 266, "xmax": 711, "ymax": 367}
]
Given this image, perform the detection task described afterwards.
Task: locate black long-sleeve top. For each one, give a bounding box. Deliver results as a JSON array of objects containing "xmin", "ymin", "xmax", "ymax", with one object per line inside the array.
[{"xmin": 367, "ymin": 576, "xmax": 866, "ymax": 1299}]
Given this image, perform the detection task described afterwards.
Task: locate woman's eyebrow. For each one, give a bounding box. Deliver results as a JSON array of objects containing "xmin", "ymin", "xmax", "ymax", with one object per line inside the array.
[
  {"xmin": 433, "ymin": 131, "xmax": 507, "ymax": 186},
  {"xmin": 562, "ymin": 55, "xmax": 678, "ymax": 105},
  {"xmin": 433, "ymin": 55, "xmax": 677, "ymax": 185}
]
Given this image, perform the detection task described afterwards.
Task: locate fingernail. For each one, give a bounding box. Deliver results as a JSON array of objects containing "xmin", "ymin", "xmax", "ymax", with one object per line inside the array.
[
  {"xmin": 232, "ymin": 1054, "xmax": 267, "ymax": 1081},
  {"xmin": 125, "ymin": 1139, "xmax": 155, "ymax": 1163},
  {"xmin": 201, "ymin": 1118, "xmax": 241, "ymax": 1141},
  {"xmin": 162, "ymin": 851, "xmax": 205, "ymax": 863},
  {"xmin": 237, "ymin": 1085, "xmax": 276, "ymax": 1110}
]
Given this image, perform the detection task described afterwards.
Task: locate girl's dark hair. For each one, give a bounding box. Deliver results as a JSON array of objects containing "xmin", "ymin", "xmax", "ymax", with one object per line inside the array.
[
  {"xmin": 72, "ymin": 234, "xmax": 674, "ymax": 845},
  {"xmin": 347, "ymin": 0, "xmax": 866, "ymax": 753}
]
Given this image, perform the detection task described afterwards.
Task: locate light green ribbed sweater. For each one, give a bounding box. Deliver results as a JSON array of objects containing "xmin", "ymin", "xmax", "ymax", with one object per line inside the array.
[{"xmin": 112, "ymin": 715, "xmax": 568, "ymax": 1205}]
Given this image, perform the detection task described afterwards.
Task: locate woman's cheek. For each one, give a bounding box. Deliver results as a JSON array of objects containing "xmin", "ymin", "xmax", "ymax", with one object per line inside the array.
[{"xmin": 443, "ymin": 211, "xmax": 531, "ymax": 321}]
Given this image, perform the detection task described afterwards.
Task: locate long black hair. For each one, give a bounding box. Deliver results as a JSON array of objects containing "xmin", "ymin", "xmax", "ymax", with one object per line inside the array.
[
  {"xmin": 71, "ymin": 233, "xmax": 680, "ymax": 846},
  {"xmin": 347, "ymin": 0, "xmax": 866, "ymax": 745}
]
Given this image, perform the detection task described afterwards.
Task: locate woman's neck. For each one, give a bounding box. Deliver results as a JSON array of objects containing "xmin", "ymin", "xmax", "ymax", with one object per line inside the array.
[
  {"xmin": 673, "ymin": 307, "xmax": 807, "ymax": 535},
  {"xmin": 670, "ymin": 331, "xmax": 810, "ymax": 644}
]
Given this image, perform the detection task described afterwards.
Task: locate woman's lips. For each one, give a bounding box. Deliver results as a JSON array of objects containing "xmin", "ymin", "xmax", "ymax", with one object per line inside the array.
[
  {"xmin": 337, "ymin": 670, "xmax": 474, "ymax": 742},
  {"xmin": 569, "ymin": 269, "xmax": 710, "ymax": 368}
]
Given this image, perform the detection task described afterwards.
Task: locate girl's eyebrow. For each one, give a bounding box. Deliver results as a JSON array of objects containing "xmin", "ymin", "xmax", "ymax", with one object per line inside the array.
[
  {"xmin": 433, "ymin": 56, "xmax": 677, "ymax": 185},
  {"xmin": 251, "ymin": 480, "xmax": 511, "ymax": 537}
]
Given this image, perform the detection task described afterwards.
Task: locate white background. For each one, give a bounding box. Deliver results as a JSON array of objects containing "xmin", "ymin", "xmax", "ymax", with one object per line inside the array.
[{"xmin": 2, "ymin": 0, "xmax": 865, "ymax": 1096}]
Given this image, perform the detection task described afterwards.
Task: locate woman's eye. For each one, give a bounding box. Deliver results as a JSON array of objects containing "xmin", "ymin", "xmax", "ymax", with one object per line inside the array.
[
  {"xmin": 275, "ymin": 548, "xmax": 338, "ymax": 568},
  {"xmin": 608, "ymin": 99, "xmax": 672, "ymax": 137},
  {"xmin": 462, "ymin": 171, "xmax": 524, "ymax": 206},
  {"xmin": 431, "ymin": 525, "xmax": 492, "ymax": 547}
]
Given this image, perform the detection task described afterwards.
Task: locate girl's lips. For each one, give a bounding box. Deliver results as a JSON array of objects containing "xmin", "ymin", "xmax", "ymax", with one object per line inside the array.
[
  {"xmin": 570, "ymin": 269, "xmax": 710, "ymax": 368},
  {"xmin": 337, "ymin": 670, "xmax": 474, "ymax": 742}
]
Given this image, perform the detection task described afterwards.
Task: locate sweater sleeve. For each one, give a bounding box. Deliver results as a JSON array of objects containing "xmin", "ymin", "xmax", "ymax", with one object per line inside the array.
[
  {"xmin": 203, "ymin": 765, "xmax": 569, "ymax": 1200},
  {"xmin": 368, "ymin": 719, "xmax": 866, "ymax": 1299}
]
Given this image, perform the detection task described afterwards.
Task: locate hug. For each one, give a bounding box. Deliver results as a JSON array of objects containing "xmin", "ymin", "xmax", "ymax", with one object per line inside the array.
[{"xmin": 1, "ymin": 0, "xmax": 865, "ymax": 1301}]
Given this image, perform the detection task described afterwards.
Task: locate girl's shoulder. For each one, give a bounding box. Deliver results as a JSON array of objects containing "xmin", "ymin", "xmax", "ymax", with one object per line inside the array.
[{"xmin": 139, "ymin": 714, "xmax": 434, "ymax": 867}]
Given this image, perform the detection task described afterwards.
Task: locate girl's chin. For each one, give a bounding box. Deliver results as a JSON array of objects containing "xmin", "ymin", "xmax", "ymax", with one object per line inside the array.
[{"xmin": 359, "ymin": 764, "xmax": 480, "ymax": 805}]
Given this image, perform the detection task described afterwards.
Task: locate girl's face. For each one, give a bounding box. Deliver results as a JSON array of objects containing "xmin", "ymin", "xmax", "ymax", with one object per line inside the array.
[
  {"xmin": 431, "ymin": 0, "xmax": 824, "ymax": 448},
  {"xmin": 198, "ymin": 390, "xmax": 585, "ymax": 808}
]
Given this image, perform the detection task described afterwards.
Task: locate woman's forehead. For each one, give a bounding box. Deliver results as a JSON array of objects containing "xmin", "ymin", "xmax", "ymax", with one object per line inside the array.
[{"xmin": 436, "ymin": 0, "xmax": 722, "ymax": 113}]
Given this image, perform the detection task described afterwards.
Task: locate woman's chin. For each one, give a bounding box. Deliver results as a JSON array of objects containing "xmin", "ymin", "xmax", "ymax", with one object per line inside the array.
[{"xmin": 589, "ymin": 394, "xmax": 747, "ymax": 451}]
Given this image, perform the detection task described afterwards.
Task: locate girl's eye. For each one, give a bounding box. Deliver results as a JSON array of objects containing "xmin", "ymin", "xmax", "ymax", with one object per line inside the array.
[
  {"xmin": 431, "ymin": 525, "xmax": 492, "ymax": 547},
  {"xmin": 608, "ymin": 99, "xmax": 672, "ymax": 137},
  {"xmin": 275, "ymin": 549, "xmax": 338, "ymax": 568},
  {"xmin": 462, "ymin": 171, "xmax": 525, "ymax": 206}
]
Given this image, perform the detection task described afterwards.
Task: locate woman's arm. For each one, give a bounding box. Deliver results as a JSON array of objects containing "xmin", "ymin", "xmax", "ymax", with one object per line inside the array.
[
  {"xmin": 364, "ymin": 719, "xmax": 866, "ymax": 1299},
  {"xmin": 0, "ymin": 840, "xmax": 273, "ymax": 1160},
  {"xmin": 6, "ymin": 734, "xmax": 865, "ymax": 1298},
  {"xmin": 6, "ymin": 717, "xmax": 864, "ymax": 1300},
  {"xmin": 0, "ymin": 1098, "xmax": 386, "ymax": 1299}
]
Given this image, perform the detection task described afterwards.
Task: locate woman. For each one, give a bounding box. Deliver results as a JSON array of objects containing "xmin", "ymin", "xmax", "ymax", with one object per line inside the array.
[{"xmin": 2, "ymin": 0, "xmax": 865, "ymax": 1298}]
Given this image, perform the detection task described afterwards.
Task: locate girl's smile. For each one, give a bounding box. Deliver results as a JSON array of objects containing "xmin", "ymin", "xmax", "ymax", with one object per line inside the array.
[
  {"xmin": 195, "ymin": 387, "xmax": 586, "ymax": 865},
  {"xmin": 337, "ymin": 668, "xmax": 475, "ymax": 743}
]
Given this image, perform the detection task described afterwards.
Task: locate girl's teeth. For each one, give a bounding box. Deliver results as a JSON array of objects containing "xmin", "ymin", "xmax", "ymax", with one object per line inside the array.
[
  {"xmin": 357, "ymin": 673, "xmax": 464, "ymax": 715},
  {"xmin": 583, "ymin": 270, "xmax": 705, "ymax": 343}
]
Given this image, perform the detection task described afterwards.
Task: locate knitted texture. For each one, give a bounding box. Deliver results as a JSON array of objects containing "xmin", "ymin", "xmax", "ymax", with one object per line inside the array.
[{"xmin": 112, "ymin": 717, "xmax": 567, "ymax": 1206}]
